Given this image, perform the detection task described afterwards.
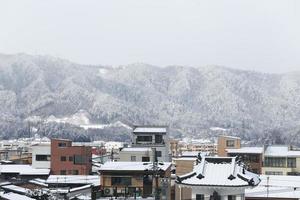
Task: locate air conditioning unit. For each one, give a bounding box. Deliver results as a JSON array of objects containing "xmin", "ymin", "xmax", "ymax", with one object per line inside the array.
[{"xmin": 103, "ymin": 188, "xmax": 113, "ymax": 196}]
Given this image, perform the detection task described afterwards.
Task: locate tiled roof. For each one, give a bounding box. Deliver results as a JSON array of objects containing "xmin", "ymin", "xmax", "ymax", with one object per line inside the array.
[{"xmin": 176, "ymin": 156, "xmax": 260, "ymax": 187}]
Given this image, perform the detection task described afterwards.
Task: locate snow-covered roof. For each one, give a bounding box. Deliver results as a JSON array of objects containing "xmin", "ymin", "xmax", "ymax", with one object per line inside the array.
[
  {"xmin": 0, "ymin": 192, "xmax": 35, "ymax": 200},
  {"xmin": 46, "ymin": 175, "xmax": 100, "ymax": 186},
  {"xmin": 176, "ymin": 156, "xmax": 260, "ymax": 187},
  {"xmin": 133, "ymin": 127, "xmax": 167, "ymax": 134},
  {"xmin": 265, "ymin": 146, "xmax": 300, "ymax": 157},
  {"xmin": 1, "ymin": 184, "xmax": 29, "ymax": 194},
  {"xmin": 226, "ymin": 147, "xmax": 264, "ymax": 154},
  {"xmin": 245, "ymin": 174, "xmax": 300, "ymax": 199},
  {"xmin": 121, "ymin": 147, "xmax": 152, "ymax": 152},
  {"xmin": 99, "ymin": 161, "xmax": 172, "ymax": 172},
  {"xmin": 181, "ymin": 151, "xmax": 200, "ymax": 157},
  {"xmin": 0, "ymin": 165, "xmax": 50, "ymax": 175}
]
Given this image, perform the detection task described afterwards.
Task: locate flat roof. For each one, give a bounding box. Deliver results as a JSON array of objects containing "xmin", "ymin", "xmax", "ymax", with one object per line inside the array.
[
  {"xmin": 46, "ymin": 175, "xmax": 100, "ymax": 186},
  {"xmin": 226, "ymin": 147, "xmax": 264, "ymax": 154},
  {"xmin": 133, "ymin": 127, "xmax": 167, "ymax": 133},
  {"xmin": 265, "ymin": 146, "xmax": 300, "ymax": 157},
  {"xmin": 0, "ymin": 165, "xmax": 50, "ymax": 175},
  {"xmin": 120, "ymin": 147, "xmax": 152, "ymax": 152},
  {"xmin": 99, "ymin": 161, "xmax": 172, "ymax": 172}
]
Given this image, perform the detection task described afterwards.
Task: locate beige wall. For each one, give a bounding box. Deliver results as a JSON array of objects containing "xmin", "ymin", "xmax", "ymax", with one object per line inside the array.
[{"xmin": 217, "ymin": 136, "xmax": 241, "ymax": 157}]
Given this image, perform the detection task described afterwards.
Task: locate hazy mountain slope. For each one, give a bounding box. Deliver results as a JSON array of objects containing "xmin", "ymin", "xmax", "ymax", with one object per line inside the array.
[{"xmin": 0, "ymin": 53, "xmax": 300, "ymax": 143}]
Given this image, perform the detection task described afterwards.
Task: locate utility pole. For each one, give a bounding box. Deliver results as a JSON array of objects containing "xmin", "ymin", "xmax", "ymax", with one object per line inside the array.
[{"xmin": 152, "ymin": 147, "xmax": 160, "ymax": 200}]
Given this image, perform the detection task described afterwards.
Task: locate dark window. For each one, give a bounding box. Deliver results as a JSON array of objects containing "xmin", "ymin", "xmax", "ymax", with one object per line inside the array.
[
  {"xmin": 142, "ymin": 157, "xmax": 150, "ymax": 162},
  {"xmin": 155, "ymin": 135, "xmax": 163, "ymax": 144},
  {"xmin": 111, "ymin": 177, "xmax": 132, "ymax": 185},
  {"xmin": 156, "ymin": 151, "xmax": 162, "ymax": 157},
  {"xmin": 72, "ymin": 170, "xmax": 79, "ymax": 175},
  {"xmin": 61, "ymin": 156, "xmax": 66, "ymax": 161},
  {"xmin": 226, "ymin": 140, "xmax": 235, "ymax": 147},
  {"xmin": 69, "ymin": 156, "xmax": 73, "ymax": 162},
  {"xmin": 74, "ymin": 155, "xmax": 86, "ymax": 165},
  {"xmin": 228, "ymin": 195, "xmax": 236, "ymax": 200},
  {"xmin": 58, "ymin": 143, "xmax": 66, "ymax": 147},
  {"xmin": 196, "ymin": 194, "xmax": 204, "ymax": 200},
  {"xmin": 264, "ymin": 157, "xmax": 286, "ymax": 167},
  {"xmin": 131, "ymin": 156, "xmax": 136, "ymax": 161},
  {"xmin": 288, "ymin": 158, "xmax": 296, "ymax": 168},
  {"xmin": 136, "ymin": 136, "xmax": 152, "ymax": 142},
  {"xmin": 60, "ymin": 170, "xmax": 66, "ymax": 175},
  {"xmin": 36, "ymin": 155, "xmax": 50, "ymax": 161}
]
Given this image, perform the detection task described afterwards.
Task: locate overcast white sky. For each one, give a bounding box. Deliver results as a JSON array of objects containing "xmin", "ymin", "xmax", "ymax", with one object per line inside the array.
[{"xmin": 0, "ymin": 0, "xmax": 299, "ymax": 73}]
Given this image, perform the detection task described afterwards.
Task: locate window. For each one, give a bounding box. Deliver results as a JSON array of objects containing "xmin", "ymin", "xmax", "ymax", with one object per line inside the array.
[
  {"xmin": 226, "ymin": 140, "xmax": 235, "ymax": 147},
  {"xmin": 264, "ymin": 157, "xmax": 286, "ymax": 167},
  {"xmin": 60, "ymin": 170, "xmax": 66, "ymax": 175},
  {"xmin": 156, "ymin": 151, "xmax": 162, "ymax": 157},
  {"xmin": 155, "ymin": 135, "xmax": 163, "ymax": 144},
  {"xmin": 228, "ymin": 195, "xmax": 236, "ymax": 200},
  {"xmin": 74, "ymin": 155, "xmax": 86, "ymax": 165},
  {"xmin": 136, "ymin": 136, "xmax": 152, "ymax": 142},
  {"xmin": 60, "ymin": 156, "xmax": 66, "ymax": 161},
  {"xmin": 288, "ymin": 158, "xmax": 296, "ymax": 168},
  {"xmin": 72, "ymin": 170, "xmax": 79, "ymax": 175},
  {"xmin": 196, "ymin": 194, "xmax": 204, "ymax": 200},
  {"xmin": 142, "ymin": 157, "xmax": 150, "ymax": 162},
  {"xmin": 36, "ymin": 155, "xmax": 50, "ymax": 161},
  {"xmin": 58, "ymin": 143, "xmax": 66, "ymax": 147},
  {"xmin": 69, "ymin": 156, "xmax": 73, "ymax": 162},
  {"xmin": 111, "ymin": 177, "xmax": 132, "ymax": 185},
  {"xmin": 265, "ymin": 171, "xmax": 283, "ymax": 175},
  {"xmin": 131, "ymin": 156, "xmax": 136, "ymax": 161}
]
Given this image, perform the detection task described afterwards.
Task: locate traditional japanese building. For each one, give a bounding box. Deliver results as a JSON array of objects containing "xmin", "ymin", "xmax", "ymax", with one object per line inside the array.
[{"xmin": 176, "ymin": 155, "xmax": 260, "ymax": 200}]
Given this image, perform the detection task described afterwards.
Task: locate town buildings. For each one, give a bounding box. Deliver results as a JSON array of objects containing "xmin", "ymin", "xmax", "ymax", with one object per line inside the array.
[{"xmin": 31, "ymin": 143, "xmax": 51, "ymax": 169}]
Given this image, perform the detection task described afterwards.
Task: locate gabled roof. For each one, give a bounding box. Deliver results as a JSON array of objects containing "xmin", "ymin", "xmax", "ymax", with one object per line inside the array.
[
  {"xmin": 176, "ymin": 156, "xmax": 260, "ymax": 188},
  {"xmin": 0, "ymin": 192, "xmax": 35, "ymax": 200},
  {"xmin": 46, "ymin": 175, "xmax": 100, "ymax": 186}
]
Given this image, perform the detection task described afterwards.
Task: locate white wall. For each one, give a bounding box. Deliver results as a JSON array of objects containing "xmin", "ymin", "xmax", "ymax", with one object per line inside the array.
[{"xmin": 32, "ymin": 145, "xmax": 51, "ymax": 169}]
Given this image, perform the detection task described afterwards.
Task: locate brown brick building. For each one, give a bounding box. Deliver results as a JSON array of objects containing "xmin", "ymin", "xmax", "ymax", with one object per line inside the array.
[{"xmin": 50, "ymin": 139, "xmax": 92, "ymax": 175}]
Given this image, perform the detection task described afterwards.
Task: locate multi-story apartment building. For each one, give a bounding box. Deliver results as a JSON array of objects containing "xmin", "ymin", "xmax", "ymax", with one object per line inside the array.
[
  {"xmin": 262, "ymin": 146, "xmax": 300, "ymax": 176},
  {"xmin": 50, "ymin": 139, "xmax": 92, "ymax": 175},
  {"xmin": 131, "ymin": 126, "xmax": 171, "ymax": 162}
]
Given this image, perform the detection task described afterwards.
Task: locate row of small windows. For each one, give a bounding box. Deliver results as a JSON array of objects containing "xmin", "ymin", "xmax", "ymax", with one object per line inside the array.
[{"xmin": 264, "ymin": 157, "xmax": 296, "ymax": 168}]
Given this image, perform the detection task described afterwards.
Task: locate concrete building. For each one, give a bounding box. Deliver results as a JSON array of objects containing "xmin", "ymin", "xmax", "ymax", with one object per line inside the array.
[
  {"xmin": 176, "ymin": 156, "xmax": 260, "ymax": 200},
  {"xmin": 50, "ymin": 139, "xmax": 92, "ymax": 175},
  {"xmin": 132, "ymin": 126, "xmax": 171, "ymax": 162},
  {"xmin": 31, "ymin": 143, "xmax": 51, "ymax": 169},
  {"xmin": 262, "ymin": 146, "xmax": 300, "ymax": 176},
  {"xmin": 226, "ymin": 147, "xmax": 264, "ymax": 174},
  {"xmin": 119, "ymin": 147, "xmax": 154, "ymax": 162},
  {"xmin": 217, "ymin": 135, "xmax": 241, "ymax": 157}
]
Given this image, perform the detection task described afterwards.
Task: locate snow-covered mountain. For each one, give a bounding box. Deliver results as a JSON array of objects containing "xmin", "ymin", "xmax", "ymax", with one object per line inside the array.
[{"xmin": 0, "ymin": 53, "xmax": 300, "ymax": 143}]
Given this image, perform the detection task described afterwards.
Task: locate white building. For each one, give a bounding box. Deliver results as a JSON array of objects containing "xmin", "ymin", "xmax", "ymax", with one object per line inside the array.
[
  {"xmin": 176, "ymin": 156, "xmax": 260, "ymax": 200},
  {"xmin": 31, "ymin": 143, "xmax": 51, "ymax": 169},
  {"xmin": 119, "ymin": 147, "xmax": 154, "ymax": 162},
  {"xmin": 132, "ymin": 126, "xmax": 171, "ymax": 162}
]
